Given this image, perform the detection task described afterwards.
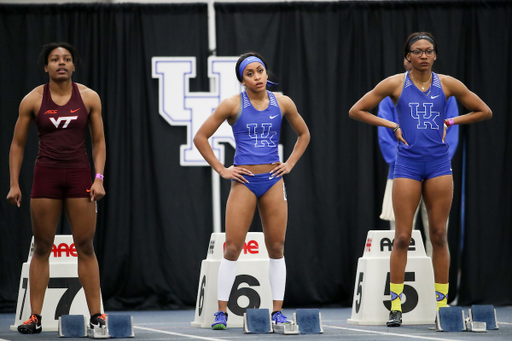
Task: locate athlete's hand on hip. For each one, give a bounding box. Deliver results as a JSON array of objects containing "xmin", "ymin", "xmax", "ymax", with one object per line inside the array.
[
  {"xmin": 220, "ymin": 165, "xmax": 253, "ymax": 183},
  {"xmin": 270, "ymin": 162, "xmax": 292, "ymax": 178},
  {"xmin": 6, "ymin": 186, "xmax": 22, "ymax": 207},
  {"xmin": 89, "ymin": 180, "xmax": 106, "ymax": 201},
  {"xmin": 394, "ymin": 128, "xmax": 409, "ymax": 146}
]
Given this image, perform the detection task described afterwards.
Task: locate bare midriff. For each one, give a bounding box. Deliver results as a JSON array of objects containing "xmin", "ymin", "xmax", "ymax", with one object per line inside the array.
[{"xmin": 235, "ymin": 163, "xmax": 276, "ymax": 174}]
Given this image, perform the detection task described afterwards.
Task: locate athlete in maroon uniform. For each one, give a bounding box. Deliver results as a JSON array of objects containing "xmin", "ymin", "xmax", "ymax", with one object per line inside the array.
[{"xmin": 6, "ymin": 43, "xmax": 107, "ymax": 334}]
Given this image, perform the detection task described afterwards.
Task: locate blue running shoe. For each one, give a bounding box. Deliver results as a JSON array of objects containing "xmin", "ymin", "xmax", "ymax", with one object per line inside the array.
[
  {"xmin": 212, "ymin": 311, "xmax": 228, "ymax": 330},
  {"xmin": 272, "ymin": 311, "xmax": 291, "ymax": 325}
]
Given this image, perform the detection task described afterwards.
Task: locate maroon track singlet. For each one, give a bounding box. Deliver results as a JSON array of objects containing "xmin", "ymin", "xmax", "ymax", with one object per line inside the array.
[{"xmin": 35, "ymin": 83, "xmax": 89, "ymax": 168}]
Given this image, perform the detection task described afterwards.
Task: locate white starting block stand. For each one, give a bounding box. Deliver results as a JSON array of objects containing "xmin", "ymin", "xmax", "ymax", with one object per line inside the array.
[
  {"xmin": 348, "ymin": 230, "xmax": 436, "ymax": 325},
  {"xmin": 191, "ymin": 232, "xmax": 273, "ymax": 328},
  {"xmin": 11, "ymin": 235, "xmax": 103, "ymax": 332}
]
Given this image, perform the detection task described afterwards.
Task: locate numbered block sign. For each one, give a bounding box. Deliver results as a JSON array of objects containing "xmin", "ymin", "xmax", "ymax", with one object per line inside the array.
[
  {"xmin": 11, "ymin": 235, "xmax": 103, "ymax": 332},
  {"xmin": 191, "ymin": 232, "xmax": 273, "ymax": 328},
  {"xmin": 347, "ymin": 230, "xmax": 437, "ymax": 325}
]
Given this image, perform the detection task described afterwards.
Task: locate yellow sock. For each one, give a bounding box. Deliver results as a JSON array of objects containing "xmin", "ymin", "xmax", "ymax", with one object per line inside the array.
[
  {"xmin": 390, "ymin": 282, "xmax": 404, "ymax": 312},
  {"xmin": 435, "ymin": 283, "xmax": 449, "ymax": 311}
]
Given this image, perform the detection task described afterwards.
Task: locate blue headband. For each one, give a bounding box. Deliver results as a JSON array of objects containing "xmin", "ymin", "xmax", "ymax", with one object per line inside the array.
[
  {"xmin": 238, "ymin": 56, "xmax": 278, "ymax": 86},
  {"xmin": 409, "ymin": 35, "xmax": 436, "ymax": 51}
]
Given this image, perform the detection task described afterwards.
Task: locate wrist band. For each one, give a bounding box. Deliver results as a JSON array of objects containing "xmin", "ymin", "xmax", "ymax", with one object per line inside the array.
[
  {"xmin": 95, "ymin": 173, "xmax": 104, "ymax": 181},
  {"xmin": 445, "ymin": 118, "xmax": 455, "ymax": 127},
  {"xmin": 393, "ymin": 125, "xmax": 400, "ymax": 132}
]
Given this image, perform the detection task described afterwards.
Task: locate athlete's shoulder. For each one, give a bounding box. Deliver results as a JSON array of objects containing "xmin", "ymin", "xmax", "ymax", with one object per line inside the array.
[
  {"xmin": 21, "ymin": 85, "xmax": 44, "ymax": 107},
  {"xmin": 216, "ymin": 93, "xmax": 240, "ymax": 118},
  {"xmin": 76, "ymin": 83, "xmax": 99, "ymax": 97},
  {"xmin": 273, "ymin": 92, "xmax": 294, "ymax": 107}
]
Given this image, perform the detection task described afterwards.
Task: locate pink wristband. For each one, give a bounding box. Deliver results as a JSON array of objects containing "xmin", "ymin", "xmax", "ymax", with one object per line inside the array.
[
  {"xmin": 445, "ymin": 118, "xmax": 455, "ymax": 127},
  {"xmin": 95, "ymin": 173, "xmax": 104, "ymax": 181}
]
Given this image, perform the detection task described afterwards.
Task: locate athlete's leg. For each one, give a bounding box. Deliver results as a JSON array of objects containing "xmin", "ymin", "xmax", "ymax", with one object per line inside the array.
[
  {"xmin": 29, "ymin": 198, "xmax": 62, "ymax": 315},
  {"xmin": 65, "ymin": 198, "xmax": 102, "ymax": 316},
  {"xmin": 217, "ymin": 181, "xmax": 257, "ymax": 313},
  {"xmin": 422, "ymin": 175, "xmax": 452, "ymax": 284},
  {"xmin": 258, "ymin": 179, "xmax": 287, "ymax": 312},
  {"xmin": 390, "ymin": 178, "xmax": 422, "ymax": 283}
]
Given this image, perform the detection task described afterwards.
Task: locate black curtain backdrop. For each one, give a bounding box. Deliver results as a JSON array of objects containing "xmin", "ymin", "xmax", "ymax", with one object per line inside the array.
[
  {"xmin": 0, "ymin": 3, "xmax": 210, "ymax": 312},
  {"xmin": 215, "ymin": 0, "xmax": 511, "ymax": 308},
  {"xmin": 0, "ymin": 1, "xmax": 510, "ymax": 313}
]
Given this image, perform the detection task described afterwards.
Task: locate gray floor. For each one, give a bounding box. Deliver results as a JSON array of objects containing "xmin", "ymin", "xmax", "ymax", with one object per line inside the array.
[{"xmin": 1, "ymin": 307, "xmax": 511, "ymax": 340}]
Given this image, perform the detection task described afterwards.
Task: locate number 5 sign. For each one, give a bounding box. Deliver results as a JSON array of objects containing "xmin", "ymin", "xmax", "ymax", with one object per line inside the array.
[
  {"xmin": 348, "ymin": 230, "xmax": 437, "ymax": 326},
  {"xmin": 11, "ymin": 236, "xmax": 103, "ymax": 332}
]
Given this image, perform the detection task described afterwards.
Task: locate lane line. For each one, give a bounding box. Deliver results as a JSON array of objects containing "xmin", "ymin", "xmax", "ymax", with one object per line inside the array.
[
  {"xmin": 134, "ymin": 326, "xmax": 226, "ymax": 341},
  {"xmin": 324, "ymin": 325, "xmax": 465, "ymax": 341}
]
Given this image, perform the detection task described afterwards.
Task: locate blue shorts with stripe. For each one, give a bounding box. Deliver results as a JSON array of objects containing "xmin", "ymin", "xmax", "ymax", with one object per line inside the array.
[{"xmin": 394, "ymin": 154, "xmax": 452, "ymax": 181}]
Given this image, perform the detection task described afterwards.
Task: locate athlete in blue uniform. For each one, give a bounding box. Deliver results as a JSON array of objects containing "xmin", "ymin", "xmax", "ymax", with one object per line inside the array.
[
  {"xmin": 349, "ymin": 32, "xmax": 491, "ymax": 327},
  {"xmin": 378, "ymin": 58, "xmax": 459, "ymax": 257},
  {"xmin": 194, "ymin": 52, "xmax": 310, "ymax": 330}
]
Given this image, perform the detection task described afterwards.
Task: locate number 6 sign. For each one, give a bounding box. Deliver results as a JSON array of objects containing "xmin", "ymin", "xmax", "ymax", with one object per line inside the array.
[{"xmin": 191, "ymin": 233, "xmax": 273, "ymax": 328}]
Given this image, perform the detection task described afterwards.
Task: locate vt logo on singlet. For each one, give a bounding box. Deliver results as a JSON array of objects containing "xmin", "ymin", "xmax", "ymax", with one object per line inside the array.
[
  {"xmin": 409, "ymin": 103, "xmax": 440, "ymax": 129},
  {"xmin": 50, "ymin": 116, "xmax": 78, "ymax": 129},
  {"xmin": 152, "ymin": 56, "xmax": 282, "ymax": 166}
]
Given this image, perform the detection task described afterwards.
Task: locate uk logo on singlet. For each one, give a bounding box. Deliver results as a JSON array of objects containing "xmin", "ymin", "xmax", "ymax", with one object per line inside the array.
[
  {"xmin": 247, "ymin": 123, "xmax": 277, "ymax": 147},
  {"xmin": 409, "ymin": 103, "xmax": 440, "ymax": 129},
  {"xmin": 152, "ymin": 56, "xmax": 282, "ymax": 166}
]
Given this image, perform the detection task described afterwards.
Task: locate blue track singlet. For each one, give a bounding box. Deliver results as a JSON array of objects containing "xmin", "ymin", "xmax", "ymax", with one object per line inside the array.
[
  {"xmin": 395, "ymin": 72, "xmax": 449, "ymax": 160},
  {"xmin": 231, "ymin": 91, "xmax": 282, "ymax": 165}
]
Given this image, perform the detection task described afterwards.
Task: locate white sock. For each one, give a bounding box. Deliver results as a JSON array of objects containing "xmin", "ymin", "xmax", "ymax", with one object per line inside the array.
[
  {"xmin": 269, "ymin": 257, "xmax": 286, "ymax": 301},
  {"xmin": 217, "ymin": 258, "xmax": 237, "ymax": 301}
]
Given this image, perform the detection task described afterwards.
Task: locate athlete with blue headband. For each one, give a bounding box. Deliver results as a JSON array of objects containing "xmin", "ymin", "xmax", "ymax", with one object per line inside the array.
[
  {"xmin": 194, "ymin": 52, "xmax": 310, "ymax": 331},
  {"xmin": 349, "ymin": 32, "xmax": 492, "ymax": 327}
]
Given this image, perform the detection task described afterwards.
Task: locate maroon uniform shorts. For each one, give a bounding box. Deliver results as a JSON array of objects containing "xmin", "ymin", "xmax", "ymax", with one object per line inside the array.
[{"xmin": 31, "ymin": 165, "xmax": 92, "ymax": 199}]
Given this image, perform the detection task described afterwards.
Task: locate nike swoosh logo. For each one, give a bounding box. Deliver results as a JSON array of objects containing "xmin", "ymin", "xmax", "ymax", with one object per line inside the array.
[
  {"xmin": 431, "ymin": 95, "xmax": 440, "ymax": 99},
  {"xmin": 35, "ymin": 325, "xmax": 42, "ymax": 330},
  {"xmin": 70, "ymin": 108, "xmax": 81, "ymax": 113},
  {"xmin": 270, "ymin": 115, "xmax": 279, "ymax": 119},
  {"xmin": 90, "ymin": 322, "xmax": 101, "ymax": 328}
]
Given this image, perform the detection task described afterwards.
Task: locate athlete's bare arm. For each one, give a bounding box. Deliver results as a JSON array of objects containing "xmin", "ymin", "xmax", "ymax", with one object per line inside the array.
[
  {"xmin": 193, "ymin": 95, "xmax": 253, "ymax": 182},
  {"xmin": 272, "ymin": 94, "xmax": 310, "ymax": 177},
  {"xmin": 349, "ymin": 74, "xmax": 408, "ymax": 145},
  {"xmin": 81, "ymin": 85, "xmax": 106, "ymax": 201},
  {"xmin": 6, "ymin": 88, "xmax": 44, "ymax": 207},
  {"xmin": 439, "ymin": 75, "xmax": 492, "ymax": 124}
]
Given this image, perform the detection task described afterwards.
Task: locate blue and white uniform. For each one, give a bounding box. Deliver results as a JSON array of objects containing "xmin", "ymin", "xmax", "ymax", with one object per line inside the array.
[
  {"xmin": 230, "ymin": 90, "xmax": 283, "ymax": 198},
  {"xmin": 394, "ymin": 72, "xmax": 453, "ymax": 181}
]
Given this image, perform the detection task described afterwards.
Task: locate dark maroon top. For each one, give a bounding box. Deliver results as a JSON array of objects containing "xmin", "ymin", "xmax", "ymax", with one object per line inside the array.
[{"xmin": 35, "ymin": 83, "xmax": 89, "ymax": 168}]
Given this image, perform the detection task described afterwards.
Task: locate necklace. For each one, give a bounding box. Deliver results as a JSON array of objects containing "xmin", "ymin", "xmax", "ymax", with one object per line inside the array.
[{"xmin": 410, "ymin": 72, "xmax": 432, "ymax": 91}]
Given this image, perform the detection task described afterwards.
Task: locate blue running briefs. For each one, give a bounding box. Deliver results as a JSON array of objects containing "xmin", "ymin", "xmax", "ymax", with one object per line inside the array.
[{"xmin": 235, "ymin": 172, "xmax": 281, "ymax": 198}]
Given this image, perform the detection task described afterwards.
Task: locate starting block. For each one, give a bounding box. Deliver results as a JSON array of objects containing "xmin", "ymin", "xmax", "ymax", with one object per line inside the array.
[
  {"xmin": 273, "ymin": 313, "xmax": 299, "ymax": 335},
  {"xmin": 294, "ymin": 309, "xmax": 323, "ymax": 334},
  {"xmin": 468, "ymin": 305, "xmax": 499, "ymax": 330},
  {"xmin": 436, "ymin": 307, "xmax": 466, "ymax": 332},
  {"xmin": 58, "ymin": 315, "xmax": 87, "ymax": 338},
  {"xmin": 243, "ymin": 309, "xmax": 272, "ymax": 334},
  {"xmin": 108, "ymin": 315, "xmax": 135, "ymax": 338}
]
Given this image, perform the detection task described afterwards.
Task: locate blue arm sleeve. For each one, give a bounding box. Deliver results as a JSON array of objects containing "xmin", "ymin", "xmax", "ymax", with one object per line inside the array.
[
  {"xmin": 445, "ymin": 96, "xmax": 459, "ymax": 159},
  {"xmin": 377, "ymin": 97, "xmax": 398, "ymax": 165}
]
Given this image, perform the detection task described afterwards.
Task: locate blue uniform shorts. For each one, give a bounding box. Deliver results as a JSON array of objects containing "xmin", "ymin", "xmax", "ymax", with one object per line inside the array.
[
  {"xmin": 394, "ymin": 154, "xmax": 452, "ymax": 181},
  {"xmin": 235, "ymin": 172, "xmax": 282, "ymax": 199}
]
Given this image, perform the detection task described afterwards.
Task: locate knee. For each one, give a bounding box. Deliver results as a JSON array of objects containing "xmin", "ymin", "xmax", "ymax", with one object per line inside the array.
[
  {"xmin": 430, "ymin": 227, "xmax": 447, "ymax": 248},
  {"xmin": 393, "ymin": 232, "xmax": 412, "ymax": 251},
  {"xmin": 33, "ymin": 238, "xmax": 54, "ymax": 258},
  {"xmin": 223, "ymin": 242, "xmax": 243, "ymax": 261},
  {"xmin": 266, "ymin": 241, "xmax": 285, "ymax": 259},
  {"xmin": 73, "ymin": 237, "xmax": 95, "ymax": 257}
]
